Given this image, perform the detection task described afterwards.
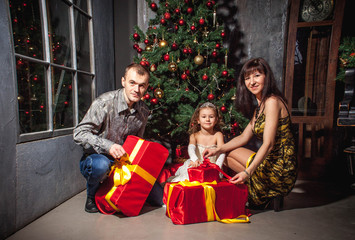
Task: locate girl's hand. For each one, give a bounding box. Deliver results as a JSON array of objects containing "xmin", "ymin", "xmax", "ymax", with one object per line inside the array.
[
  {"xmin": 188, "ymin": 160, "xmax": 201, "ymax": 168},
  {"xmin": 229, "ymin": 171, "xmax": 249, "ymax": 184},
  {"xmin": 202, "ymin": 148, "xmax": 219, "ymax": 158}
]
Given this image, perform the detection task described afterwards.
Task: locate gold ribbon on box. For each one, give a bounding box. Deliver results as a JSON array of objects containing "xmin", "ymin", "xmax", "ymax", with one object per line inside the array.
[
  {"xmin": 166, "ymin": 180, "xmax": 250, "ymax": 223},
  {"xmin": 105, "ymin": 139, "xmax": 156, "ymax": 212}
]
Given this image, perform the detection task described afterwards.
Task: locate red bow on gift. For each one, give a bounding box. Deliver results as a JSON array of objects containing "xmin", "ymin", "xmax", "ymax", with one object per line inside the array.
[{"xmin": 200, "ymin": 158, "xmax": 232, "ymax": 180}]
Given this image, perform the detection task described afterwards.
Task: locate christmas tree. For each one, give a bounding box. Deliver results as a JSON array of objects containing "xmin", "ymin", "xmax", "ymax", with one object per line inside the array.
[{"xmin": 130, "ymin": 0, "xmax": 248, "ymax": 148}]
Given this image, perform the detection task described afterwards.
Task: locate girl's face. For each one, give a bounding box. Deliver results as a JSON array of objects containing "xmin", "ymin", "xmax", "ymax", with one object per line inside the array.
[
  {"xmin": 198, "ymin": 107, "xmax": 217, "ymax": 131},
  {"xmin": 244, "ymin": 70, "xmax": 265, "ymax": 99}
]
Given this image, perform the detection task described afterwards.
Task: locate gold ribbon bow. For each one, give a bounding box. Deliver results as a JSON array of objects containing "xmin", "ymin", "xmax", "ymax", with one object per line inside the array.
[
  {"xmin": 105, "ymin": 139, "xmax": 156, "ymax": 212},
  {"xmin": 167, "ymin": 180, "xmax": 250, "ymax": 224}
]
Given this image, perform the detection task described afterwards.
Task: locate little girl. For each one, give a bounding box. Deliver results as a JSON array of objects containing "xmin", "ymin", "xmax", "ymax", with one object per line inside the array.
[{"xmin": 169, "ymin": 102, "xmax": 225, "ymax": 182}]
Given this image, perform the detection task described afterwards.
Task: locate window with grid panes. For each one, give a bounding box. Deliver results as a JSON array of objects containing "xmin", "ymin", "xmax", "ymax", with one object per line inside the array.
[{"xmin": 9, "ymin": 0, "xmax": 94, "ymax": 142}]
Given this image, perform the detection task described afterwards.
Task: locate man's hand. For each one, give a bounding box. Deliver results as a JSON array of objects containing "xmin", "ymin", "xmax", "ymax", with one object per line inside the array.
[{"xmin": 109, "ymin": 144, "xmax": 126, "ymax": 159}]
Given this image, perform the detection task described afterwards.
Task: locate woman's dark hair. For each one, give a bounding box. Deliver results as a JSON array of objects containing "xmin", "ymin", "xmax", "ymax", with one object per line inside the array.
[{"xmin": 235, "ymin": 58, "xmax": 286, "ymax": 119}]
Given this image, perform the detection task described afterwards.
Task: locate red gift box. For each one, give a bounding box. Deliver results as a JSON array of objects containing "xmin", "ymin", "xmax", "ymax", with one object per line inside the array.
[
  {"xmin": 188, "ymin": 159, "xmax": 222, "ymax": 183},
  {"xmin": 164, "ymin": 180, "xmax": 250, "ymax": 225},
  {"xmin": 95, "ymin": 135, "xmax": 169, "ymax": 216}
]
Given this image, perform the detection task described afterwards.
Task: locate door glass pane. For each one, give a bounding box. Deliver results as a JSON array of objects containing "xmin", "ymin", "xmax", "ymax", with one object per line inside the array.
[
  {"xmin": 74, "ymin": 10, "xmax": 91, "ymax": 72},
  {"xmin": 292, "ymin": 26, "xmax": 332, "ymax": 116},
  {"xmin": 10, "ymin": 0, "xmax": 44, "ymax": 59},
  {"xmin": 52, "ymin": 67, "xmax": 73, "ymax": 129},
  {"xmin": 47, "ymin": 0, "xmax": 72, "ymax": 67},
  {"xmin": 77, "ymin": 73, "xmax": 92, "ymax": 121},
  {"xmin": 16, "ymin": 57, "xmax": 47, "ymax": 133},
  {"xmin": 73, "ymin": 0, "xmax": 87, "ymax": 12}
]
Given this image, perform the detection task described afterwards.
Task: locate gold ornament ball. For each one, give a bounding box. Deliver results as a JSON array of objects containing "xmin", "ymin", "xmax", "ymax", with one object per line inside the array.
[
  {"xmin": 168, "ymin": 62, "xmax": 178, "ymax": 72},
  {"xmin": 159, "ymin": 40, "xmax": 168, "ymax": 48},
  {"xmin": 194, "ymin": 54, "xmax": 204, "ymax": 65},
  {"xmin": 150, "ymin": 64, "xmax": 157, "ymax": 72},
  {"xmin": 17, "ymin": 95, "xmax": 24, "ymax": 102},
  {"xmin": 154, "ymin": 87, "xmax": 164, "ymax": 99},
  {"xmin": 145, "ymin": 45, "xmax": 153, "ymax": 51}
]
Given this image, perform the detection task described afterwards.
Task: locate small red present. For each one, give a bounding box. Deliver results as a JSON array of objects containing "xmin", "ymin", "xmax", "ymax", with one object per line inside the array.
[
  {"xmin": 188, "ymin": 158, "xmax": 232, "ymax": 183},
  {"xmin": 95, "ymin": 135, "xmax": 169, "ymax": 216},
  {"xmin": 188, "ymin": 159, "xmax": 224, "ymax": 183},
  {"xmin": 174, "ymin": 145, "xmax": 189, "ymax": 163},
  {"xmin": 164, "ymin": 180, "xmax": 250, "ymax": 225}
]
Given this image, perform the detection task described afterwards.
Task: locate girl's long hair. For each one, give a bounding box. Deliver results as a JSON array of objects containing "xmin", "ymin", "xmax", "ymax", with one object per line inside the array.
[
  {"xmin": 235, "ymin": 58, "xmax": 286, "ymax": 119},
  {"xmin": 188, "ymin": 102, "xmax": 223, "ymax": 135}
]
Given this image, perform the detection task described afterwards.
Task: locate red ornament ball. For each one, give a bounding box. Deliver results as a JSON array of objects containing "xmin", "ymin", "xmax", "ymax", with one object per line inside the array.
[
  {"xmin": 150, "ymin": 2, "xmax": 158, "ymax": 11},
  {"xmin": 171, "ymin": 42, "xmax": 178, "ymax": 50},
  {"xmin": 144, "ymin": 39, "xmax": 149, "ymax": 45},
  {"xmin": 174, "ymin": 24, "xmax": 179, "ymax": 31},
  {"xmin": 222, "ymin": 70, "xmax": 228, "ymax": 77},
  {"xmin": 199, "ymin": 18, "xmax": 205, "ymax": 25},
  {"xmin": 160, "ymin": 18, "xmax": 167, "ymax": 25},
  {"xmin": 221, "ymin": 31, "xmax": 225, "ymax": 38},
  {"xmin": 133, "ymin": 33, "xmax": 140, "ymax": 41},
  {"xmin": 181, "ymin": 73, "xmax": 187, "ymax": 80},
  {"xmin": 175, "ymin": 8, "xmax": 180, "ymax": 14},
  {"xmin": 163, "ymin": 54, "xmax": 170, "ymax": 61},
  {"xmin": 215, "ymin": 43, "xmax": 221, "ymax": 49},
  {"xmin": 137, "ymin": 48, "xmax": 143, "ymax": 54},
  {"xmin": 206, "ymin": 1, "xmax": 213, "ymax": 8},
  {"xmin": 144, "ymin": 94, "xmax": 150, "ymax": 100},
  {"xmin": 140, "ymin": 60, "xmax": 146, "ymax": 67},
  {"xmin": 178, "ymin": 19, "xmax": 185, "ymax": 26},
  {"xmin": 202, "ymin": 74, "xmax": 209, "ymax": 81},
  {"xmin": 185, "ymin": 69, "xmax": 190, "ymax": 75},
  {"xmin": 207, "ymin": 93, "xmax": 215, "ymax": 101},
  {"xmin": 220, "ymin": 105, "xmax": 227, "ymax": 113},
  {"xmin": 211, "ymin": 50, "xmax": 218, "ymax": 58},
  {"xmin": 187, "ymin": 7, "xmax": 193, "ymax": 14},
  {"xmin": 164, "ymin": 12, "xmax": 171, "ymax": 20},
  {"xmin": 190, "ymin": 25, "xmax": 196, "ymax": 31},
  {"xmin": 233, "ymin": 122, "xmax": 239, "ymax": 128},
  {"xmin": 150, "ymin": 98, "xmax": 158, "ymax": 105},
  {"xmin": 183, "ymin": 48, "xmax": 188, "ymax": 54},
  {"xmin": 188, "ymin": 48, "xmax": 193, "ymax": 54}
]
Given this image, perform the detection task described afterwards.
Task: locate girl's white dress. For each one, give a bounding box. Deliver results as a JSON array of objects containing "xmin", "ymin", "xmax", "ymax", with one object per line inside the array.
[{"xmin": 169, "ymin": 144, "xmax": 218, "ymax": 182}]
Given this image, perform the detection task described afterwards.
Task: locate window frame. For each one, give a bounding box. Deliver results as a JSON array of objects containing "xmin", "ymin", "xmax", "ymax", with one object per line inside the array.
[{"xmin": 10, "ymin": 0, "xmax": 96, "ymax": 143}]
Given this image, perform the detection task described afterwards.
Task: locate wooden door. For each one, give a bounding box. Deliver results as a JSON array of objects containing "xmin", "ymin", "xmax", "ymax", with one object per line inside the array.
[{"xmin": 284, "ymin": 0, "xmax": 345, "ymax": 179}]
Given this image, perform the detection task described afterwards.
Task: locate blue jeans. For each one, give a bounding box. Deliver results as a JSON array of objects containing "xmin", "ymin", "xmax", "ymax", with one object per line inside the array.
[{"xmin": 79, "ymin": 154, "xmax": 163, "ymax": 206}]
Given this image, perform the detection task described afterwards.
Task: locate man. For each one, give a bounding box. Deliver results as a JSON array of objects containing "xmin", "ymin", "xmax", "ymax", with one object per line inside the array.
[{"xmin": 73, "ymin": 63, "xmax": 163, "ymax": 213}]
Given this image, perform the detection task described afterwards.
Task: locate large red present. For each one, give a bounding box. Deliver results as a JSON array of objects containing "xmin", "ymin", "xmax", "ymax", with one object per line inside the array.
[
  {"xmin": 95, "ymin": 135, "xmax": 169, "ymax": 216},
  {"xmin": 164, "ymin": 180, "xmax": 250, "ymax": 225}
]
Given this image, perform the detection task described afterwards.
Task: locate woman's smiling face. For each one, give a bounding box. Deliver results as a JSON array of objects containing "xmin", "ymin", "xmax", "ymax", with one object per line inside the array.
[{"xmin": 244, "ymin": 71, "xmax": 265, "ymax": 99}]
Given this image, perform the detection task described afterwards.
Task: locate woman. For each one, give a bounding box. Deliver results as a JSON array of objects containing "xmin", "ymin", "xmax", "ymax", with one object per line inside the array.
[{"xmin": 203, "ymin": 58, "xmax": 297, "ymax": 211}]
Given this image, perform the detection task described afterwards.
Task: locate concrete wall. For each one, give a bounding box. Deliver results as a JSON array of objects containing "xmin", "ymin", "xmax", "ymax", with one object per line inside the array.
[
  {"xmin": 0, "ymin": 1, "xmax": 115, "ymax": 238},
  {"xmin": 114, "ymin": 1, "xmax": 138, "ymax": 88},
  {"xmin": 0, "ymin": 0, "xmax": 18, "ymax": 238},
  {"xmin": 219, "ymin": 0, "xmax": 289, "ymax": 88}
]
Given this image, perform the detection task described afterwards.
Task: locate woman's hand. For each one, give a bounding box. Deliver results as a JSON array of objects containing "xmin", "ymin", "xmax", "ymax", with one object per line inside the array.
[
  {"xmin": 229, "ymin": 171, "xmax": 250, "ymax": 184},
  {"xmin": 202, "ymin": 148, "xmax": 219, "ymax": 158}
]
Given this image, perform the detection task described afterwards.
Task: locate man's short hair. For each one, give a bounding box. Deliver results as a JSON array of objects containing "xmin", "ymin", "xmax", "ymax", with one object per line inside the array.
[{"xmin": 124, "ymin": 63, "xmax": 150, "ymax": 79}]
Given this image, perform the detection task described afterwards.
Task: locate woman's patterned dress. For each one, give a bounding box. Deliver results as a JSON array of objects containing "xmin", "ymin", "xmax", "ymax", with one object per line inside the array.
[{"xmin": 246, "ymin": 112, "xmax": 297, "ymax": 206}]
